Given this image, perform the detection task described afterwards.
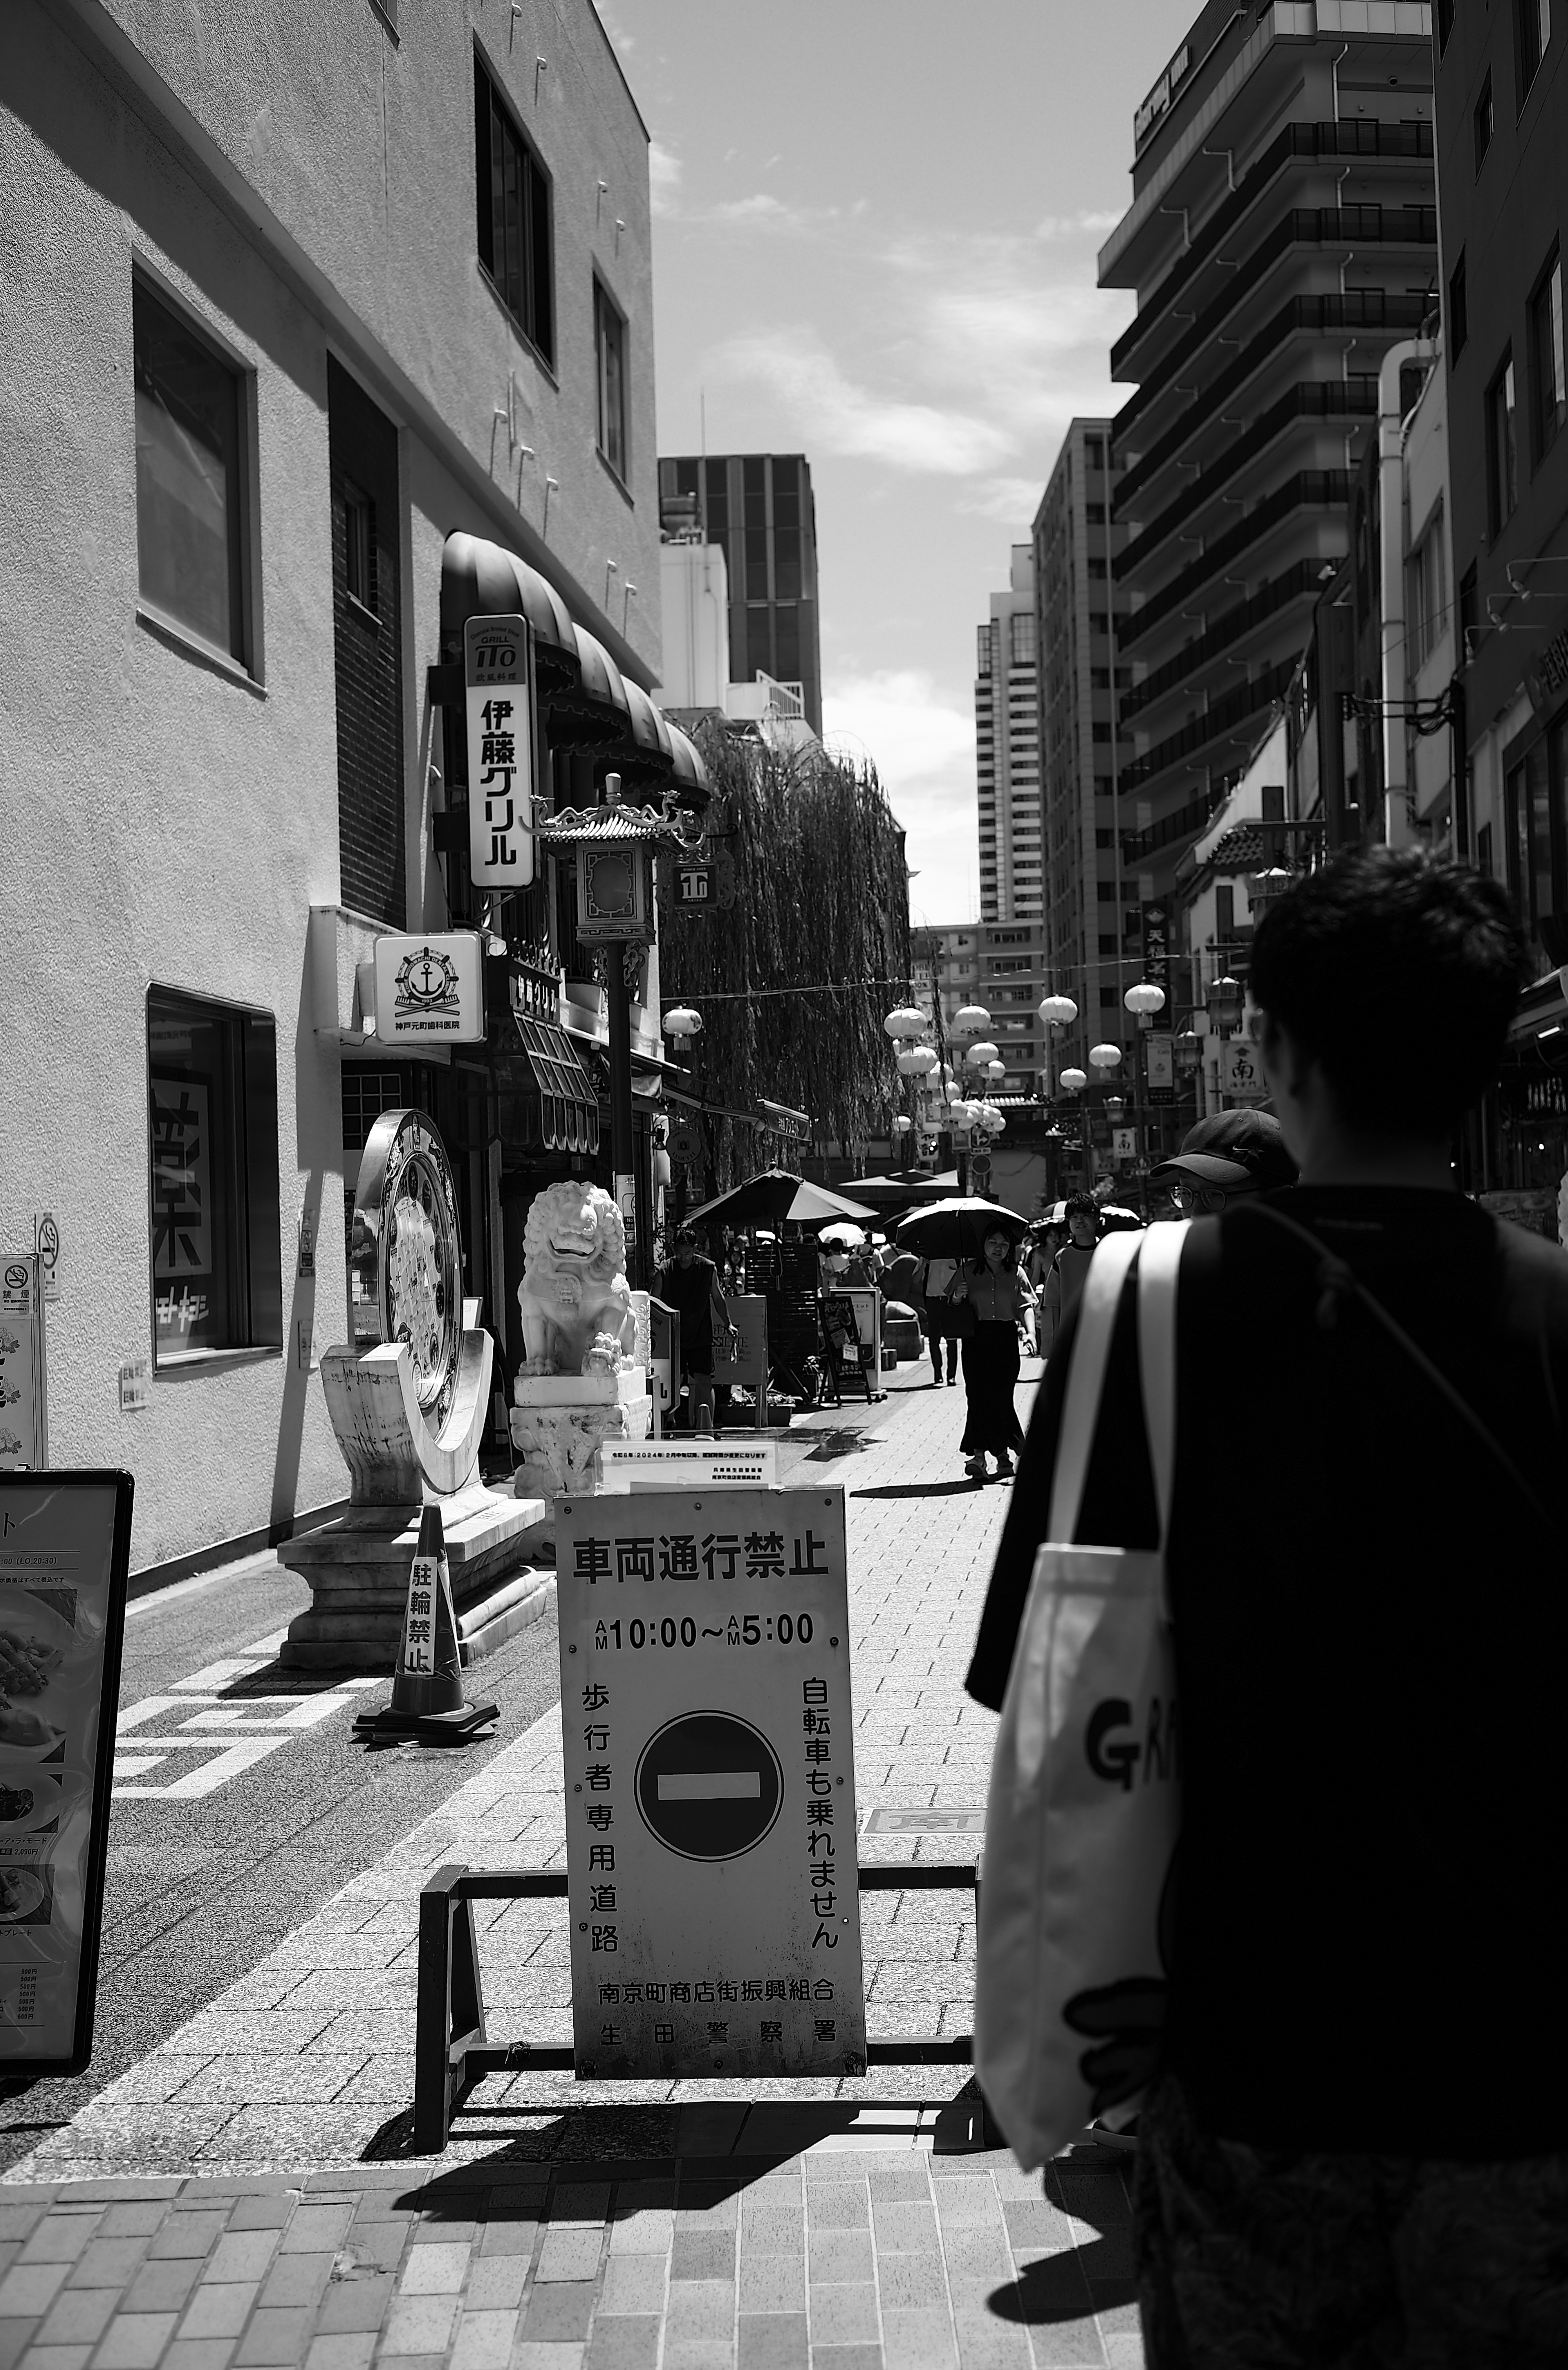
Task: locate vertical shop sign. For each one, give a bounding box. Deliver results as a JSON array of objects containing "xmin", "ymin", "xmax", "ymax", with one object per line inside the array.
[
  {"xmin": 464, "ymin": 613, "xmax": 535, "ymax": 887},
  {"xmin": 0, "ymin": 1261, "xmax": 45, "ymax": 1472},
  {"xmin": 556, "ymin": 1488, "xmax": 865, "ymax": 2080},
  {"xmin": 0, "ymin": 1469, "xmax": 132, "ymax": 2072},
  {"xmin": 1140, "ymin": 902, "xmax": 1172, "ymax": 1000}
]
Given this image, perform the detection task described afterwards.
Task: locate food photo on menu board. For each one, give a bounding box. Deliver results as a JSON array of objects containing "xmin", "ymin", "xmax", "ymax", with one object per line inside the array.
[{"xmin": 0, "ymin": 1473, "xmax": 131, "ymax": 2072}]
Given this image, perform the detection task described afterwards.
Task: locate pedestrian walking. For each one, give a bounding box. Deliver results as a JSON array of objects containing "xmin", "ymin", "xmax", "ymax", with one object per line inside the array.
[
  {"xmin": 653, "ymin": 1226, "xmax": 735, "ymax": 1437},
  {"xmin": 1147, "ymin": 1107, "xmax": 1298, "ymax": 1213},
  {"xmin": 924, "ymin": 1252, "xmax": 963, "ymax": 1385},
  {"xmin": 967, "ymin": 848, "xmax": 1568, "ymax": 2364},
  {"xmin": 1038, "ymin": 1191, "xmax": 1100, "ymax": 1356},
  {"xmin": 952, "ymin": 1224, "xmax": 1036, "ymax": 1480}
]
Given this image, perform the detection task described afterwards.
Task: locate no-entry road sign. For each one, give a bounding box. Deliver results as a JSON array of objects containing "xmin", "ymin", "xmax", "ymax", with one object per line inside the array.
[{"xmin": 556, "ymin": 1486, "xmax": 865, "ymax": 2081}]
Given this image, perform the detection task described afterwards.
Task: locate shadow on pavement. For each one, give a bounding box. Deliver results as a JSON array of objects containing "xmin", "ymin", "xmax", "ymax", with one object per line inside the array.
[
  {"xmin": 989, "ymin": 2147, "xmax": 1139, "ymax": 2325},
  {"xmin": 850, "ymin": 1479, "xmax": 982, "ymax": 1498}
]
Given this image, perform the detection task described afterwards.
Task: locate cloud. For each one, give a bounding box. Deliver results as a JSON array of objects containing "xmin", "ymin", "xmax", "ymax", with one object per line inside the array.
[
  {"xmin": 1033, "ymin": 207, "xmax": 1123, "ymax": 240},
  {"xmin": 707, "ymin": 192, "xmax": 834, "ymax": 232},
  {"xmin": 648, "ymin": 139, "xmax": 682, "ymax": 218},
  {"xmin": 823, "ymin": 670, "xmax": 979, "ymax": 920},
  {"xmin": 710, "ymin": 335, "xmax": 1013, "ymax": 476}
]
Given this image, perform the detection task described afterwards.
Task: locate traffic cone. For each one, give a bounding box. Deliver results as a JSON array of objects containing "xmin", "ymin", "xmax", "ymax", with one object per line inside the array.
[{"xmin": 354, "ymin": 1503, "xmax": 499, "ymax": 1746}]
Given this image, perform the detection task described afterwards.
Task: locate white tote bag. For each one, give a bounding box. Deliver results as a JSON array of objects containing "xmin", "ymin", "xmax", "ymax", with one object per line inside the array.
[{"xmin": 975, "ymin": 1221, "xmax": 1186, "ymax": 2169}]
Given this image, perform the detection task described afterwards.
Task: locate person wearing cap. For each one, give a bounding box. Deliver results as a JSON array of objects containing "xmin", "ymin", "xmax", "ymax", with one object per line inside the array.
[
  {"xmin": 1148, "ymin": 1108, "xmax": 1299, "ymax": 1212},
  {"xmin": 1039, "ymin": 1192, "xmax": 1100, "ymax": 1357}
]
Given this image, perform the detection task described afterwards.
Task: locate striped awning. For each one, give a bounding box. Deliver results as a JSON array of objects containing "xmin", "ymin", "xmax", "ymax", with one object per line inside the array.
[{"xmin": 501, "ymin": 1009, "xmax": 600, "ymax": 1156}]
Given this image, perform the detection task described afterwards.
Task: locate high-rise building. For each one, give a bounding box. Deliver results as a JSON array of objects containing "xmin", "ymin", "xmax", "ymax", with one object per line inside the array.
[
  {"xmin": 1100, "ymin": 0, "xmax": 1437, "ymax": 899},
  {"xmin": 1033, "ymin": 421, "xmax": 1131, "ymax": 1073},
  {"xmin": 975, "ymin": 547, "xmax": 1041, "ymax": 922},
  {"xmin": 657, "ymin": 454, "xmax": 822, "ymax": 731},
  {"xmin": 920, "ymin": 920, "xmax": 1054, "ymax": 1096}
]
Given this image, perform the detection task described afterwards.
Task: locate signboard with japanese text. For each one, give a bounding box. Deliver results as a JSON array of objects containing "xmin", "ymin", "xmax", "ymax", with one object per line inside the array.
[
  {"xmin": 463, "ymin": 613, "xmax": 535, "ymax": 886},
  {"xmin": 372, "ymin": 933, "xmax": 485, "ymax": 1046},
  {"xmin": 600, "ymin": 1441, "xmax": 779, "ymax": 1490},
  {"xmin": 0, "ymin": 1469, "xmax": 132, "ymax": 2074},
  {"xmin": 1221, "ymin": 1037, "xmax": 1268, "ymax": 1104},
  {"xmin": 1145, "ymin": 1032, "xmax": 1174, "ymax": 1091},
  {"xmin": 1140, "ymin": 902, "xmax": 1172, "ymax": 1002},
  {"xmin": 1113, "ymin": 1127, "xmax": 1137, "ymax": 1160},
  {"xmin": 0, "ymin": 1261, "xmax": 44, "ymax": 1471},
  {"xmin": 555, "ymin": 1487, "xmax": 865, "ymax": 2080}
]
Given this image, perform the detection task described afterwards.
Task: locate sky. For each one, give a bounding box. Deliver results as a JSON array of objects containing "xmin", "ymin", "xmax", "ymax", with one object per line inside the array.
[{"xmin": 599, "ymin": 0, "xmax": 1196, "ymax": 924}]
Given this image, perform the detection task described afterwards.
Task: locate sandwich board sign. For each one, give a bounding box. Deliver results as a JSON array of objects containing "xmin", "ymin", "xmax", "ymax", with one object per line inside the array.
[
  {"xmin": 556, "ymin": 1486, "xmax": 864, "ymax": 2080},
  {"xmin": 0, "ymin": 1469, "xmax": 133, "ymax": 2074}
]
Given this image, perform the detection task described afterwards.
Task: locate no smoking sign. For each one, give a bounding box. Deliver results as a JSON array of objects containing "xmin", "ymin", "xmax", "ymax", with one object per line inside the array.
[{"xmin": 557, "ymin": 1488, "xmax": 866, "ymax": 2080}]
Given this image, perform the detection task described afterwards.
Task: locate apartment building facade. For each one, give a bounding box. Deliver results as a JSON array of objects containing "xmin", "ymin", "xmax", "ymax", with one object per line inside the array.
[
  {"xmin": 1101, "ymin": 0, "xmax": 1438, "ymax": 901},
  {"xmin": 656, "ymin": 454, "xmax": 822, "ymax": 732},
  {"xmin": 975, "ymin": 548, "xmax": 1042, "ymax": 921},
  {"xmin": 0, "ymin": 0, "xmax": 673, "ymax": 1574},
  {"xmin": 1033, "ymin": 421, "xmax": 1133, "ymax": 1076}
]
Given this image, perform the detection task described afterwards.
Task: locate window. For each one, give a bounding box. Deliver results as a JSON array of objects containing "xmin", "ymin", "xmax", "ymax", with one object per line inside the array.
[
  {"xmin": 1448, "ymin": 250, "xmax": 1468, "ymax": 361},
  {"xmin": 1406, "ymin": 510, "xmax": 1447, "ymax": 669},
  {"xmin": 133, "ymin": 278, "xmax": 248, "ymax": 664},
  {"xmin": 1478, "ymin": 821, "xmax": 1494, "ymax": 876},
  {"xmin": 474, "ymin": 56, "xmax": 554, "ymax": 364},
  {"xmin": 1488, "ymin": 355, "xmax": 1519, "ymax": 532},
  {"xmin": 1517, "ymin": 0, "xmax": 1551, "ymax": 99},
  {"xmin": 1459, "ymin": 561, "xmax": 1480, "ymax": 655},
  {"xmin": 976, "ymin": 626, "xmax": 993, "ymax": 676},
  {"xmin": 343, "ymin": 479, "xmax": 373, "ymax": 611},
  {"xmin": 594, "ymin": 280, "xmax": 628, "ymax": 481},
  {"xmin": 1437, "ymin": 0, "xmax": 1454, "ymax": 49},
  {"xmin": 1532, "ymin": 252, "xmax": 1567, "ymax": 461},
  {"xmin": 147, "ymin": 989, "xmax": 282, "ymax": 1366},
  {"xmin": 1010, "ymin": 613, "xmax": 1037, "ymax": 665},
  {"xmin": 1474, "ymin": 72, "xmax": 1494, "ymax": 169}
]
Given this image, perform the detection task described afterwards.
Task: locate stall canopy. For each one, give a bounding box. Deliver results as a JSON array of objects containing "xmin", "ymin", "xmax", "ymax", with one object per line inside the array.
[
  {"xmin": 685, "ymin": 1169, "xmax": 877, "ymax": 1228},
  {"xmin": 836, "ymin": 1170, "xmax": 962, "ymax": 1210}
]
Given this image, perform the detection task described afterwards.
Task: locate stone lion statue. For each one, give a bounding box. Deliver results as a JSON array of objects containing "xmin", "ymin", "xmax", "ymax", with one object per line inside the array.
[{"xmin": 517, "ymin": 1182, "xmax": 637, "ymax": 1375}]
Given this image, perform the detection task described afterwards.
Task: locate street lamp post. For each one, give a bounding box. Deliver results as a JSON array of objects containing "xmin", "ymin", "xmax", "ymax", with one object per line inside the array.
[{"xmin": 1123, "ymin": 981, "xmax": 1166, "ymax": 1186}]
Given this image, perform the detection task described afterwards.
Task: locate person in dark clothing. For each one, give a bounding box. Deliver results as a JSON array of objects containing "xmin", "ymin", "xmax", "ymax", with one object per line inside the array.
[
  {"xmin": 1039, "ymin": 1192, "xmax": 1100, "ymax": 1355},
  {"xmin": 653, "ymin": 1227, "xmax": 735, "ymax": 1437},
  {"xmin": 953, "ymin": 1225, "xmax": 1036, "ymax": 1480},
  {"xmin": 967, "ymin": 849, "xmax": 1568, "ymax": 2362},
  {"xmin": 1147, "ymin": 1106, "xmax": 1298, "ymax": 1213}
]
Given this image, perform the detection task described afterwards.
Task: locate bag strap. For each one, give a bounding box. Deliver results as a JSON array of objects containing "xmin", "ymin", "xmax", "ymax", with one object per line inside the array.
[
  {"xmin": 1135, "ymin": 1219, "xmax": 1189, "ymax": 1549},
  {"xmin": 1236, "ymin": 1199, "xmax": 1552, "ymax": 1533},
  {"xmin": 1045, "ymin": 1230, "xmax": 1142, "ymax": 1541}
]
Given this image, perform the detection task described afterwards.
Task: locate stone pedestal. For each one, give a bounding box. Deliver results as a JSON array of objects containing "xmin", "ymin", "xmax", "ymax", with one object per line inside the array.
[
  {"xmin": 509, "ymin": 1370, "xmax": 651, "ymax": 1539},
  {"xmin": 278, "ymin": 1479, "xmax": 550, "ymax": 1671}
]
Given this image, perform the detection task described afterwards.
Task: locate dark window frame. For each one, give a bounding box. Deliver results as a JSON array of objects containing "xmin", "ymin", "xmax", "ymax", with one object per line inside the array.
[
  {"xmin": 1530, "ymin": 245, "xmax": 1566, "ymax": 465},
  {"xmin": 343, "ymin": 477, "xmax": 375, "ymax": 615},
  {"xmin": 131, "ymin": 271, "xmax": 254, "ymax": 672},
  {"xmin": 474, "ymin": 51, "xmax": 555, "ymax": 369},
  {"xmin": 1517, "ymin": 0, "xmax": 1551, "ymax": 105},
  {"xmin": 1487, "ymin": 350, "xmax": 1519, "ymax": 535},
  {"xmin": 1474, "ymin": 71, "xmax": 1494, "ymax": 171},
  {"xmin": 145, "ymin": 985, "xmax": 283, "ymax": 1370},
  {"xmin": 1448, "ymin": 248, "xmax": 1468, "ymax": 361},
  {"xmin": 593, "ymin": 276, "xmax": 629, "ymax": 486}
]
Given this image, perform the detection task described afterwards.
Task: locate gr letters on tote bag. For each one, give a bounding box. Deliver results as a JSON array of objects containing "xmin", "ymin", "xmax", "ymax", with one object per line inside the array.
[{"xmin": 976, "ymin": 1223, "xmax": 1185, "ymax": 2170}]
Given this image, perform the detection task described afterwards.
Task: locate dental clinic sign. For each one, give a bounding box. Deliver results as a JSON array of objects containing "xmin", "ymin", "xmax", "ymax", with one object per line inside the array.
[
  {"xmin": 465, "ymin": 613, "xmax": 535, "ymax": 887},
  {"xmin": 372, "ymin": 934, "xmax": 485, "ymax": 1045}
]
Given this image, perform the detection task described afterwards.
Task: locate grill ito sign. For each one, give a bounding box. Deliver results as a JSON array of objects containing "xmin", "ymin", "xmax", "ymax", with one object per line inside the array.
[{"xmin": 464, "ymin": 613, "xmax": 535, "ymax": 887}]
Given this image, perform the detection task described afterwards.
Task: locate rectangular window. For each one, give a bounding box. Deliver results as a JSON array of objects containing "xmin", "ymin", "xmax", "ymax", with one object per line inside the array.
[
  {"xmin": 1475, "ymin": 72, "xmax": 1494, "ymax": 169},
  {"xmin": 1437, "ymin": 0, "xmax": 1454, "ymax": 49},
  {"xmin": 1518, "ymin": 0, "xmax": 1551, "ymax": 99},
  {"xmin": 133, "ymin": 278, "xmax": 247, "ymax": 664},
  {"xmin": 147, "ymin": 988, "xmax": 282, "ymax": 1366},
  {"xmin": 1459, "ymin": 560, "xmax": 1480, "ymax": 654},
  {"xmin": 474, "ymin": 56, "xmax": 554, "ymax": 365},
  {"xmin": 976, "ymin": 625, "xmax": 993, "ymax": 676},
  {"xmin": 1406, "ymin": 509, "xmax": 1447, "ymax": 669},
  {"xmin": 594, "ymin": 279, "xmax": 628, "ymax": 481},
  {"xmin": 1531, "ymin": 252, "xmax": 1567, "ymax": 461},
  {"xmin": 1448, "ymin": 249, "xmax": 1468, "ymax": 361},
  {"xmin": 1478, "ymin": 821, "xmax": 1494, "ymax": 876},
  {"xmin": 1010, "ymin": 613, "xmax": 1037, "ymax": 666},
  {"xmin": 343, "ymin": 479, "xmax": 373, "ymax": 611},
  {"xmin": 1488, "ymin": 354, "xmax": 1518, "ymax": 532}
]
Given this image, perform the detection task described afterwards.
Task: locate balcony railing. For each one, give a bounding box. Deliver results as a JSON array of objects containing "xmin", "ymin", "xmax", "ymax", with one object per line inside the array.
[
  {"xmin": 1119, "ymin": 472, "xmax": 1352, "ymax": 650},
  {"xmin": 1120, "ymin": 559, "xmax": 1320, "ymax": 719},
  {"xmin": 1118, "ymin": 656, "xmax": 1298, "ymax": 793}
]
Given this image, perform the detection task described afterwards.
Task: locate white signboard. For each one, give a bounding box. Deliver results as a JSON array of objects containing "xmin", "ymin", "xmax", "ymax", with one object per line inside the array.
[
  {"xmin": 372, "ymin": 933, "xmax": 485, "ymax": 1046},
  {"xmin": 556, "ymin": 1486, "xmax": 865, "ymax": 2080},
  {"xmin": 0, "ymin": 1260, "xmax": 44, "ymax": 1470},
  {"xmin": 1221, "ymin": 1036, "xmax": 1268, "ymax": 1103},
  {"xmin": 1113, "ymin": 1127, "xmax": 1137, "ymax": 1160},
  {"xmin": 600, "ymin": 1441, "xmax": 779, "ymax": 1491},
  {"xmin": 464, "ymin": 613, "xmax": 535, "ymax": 887}
]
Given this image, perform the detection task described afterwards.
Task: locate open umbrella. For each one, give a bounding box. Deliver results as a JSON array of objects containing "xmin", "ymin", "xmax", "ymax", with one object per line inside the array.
[
  {"xmin": 684, "ymin": 1168, "xmax": 876, "ymax": 1228},
  {"xmin": 817, "ymin": 1222, "xmax": 868, "ymax": 1250},
  {"xmin": 895, "ymin": 1196, "xmax": 1031, "ymax": 1262},
  {"xmin": 835, "ymin": 1169, "xmax": 962, "ymax": 1211}
]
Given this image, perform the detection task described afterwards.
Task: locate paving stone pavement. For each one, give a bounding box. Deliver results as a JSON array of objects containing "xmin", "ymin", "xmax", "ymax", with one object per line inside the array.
[{"xmin": 2, "ymin": 1366, "xmax": 1148, "ymax": 2366}]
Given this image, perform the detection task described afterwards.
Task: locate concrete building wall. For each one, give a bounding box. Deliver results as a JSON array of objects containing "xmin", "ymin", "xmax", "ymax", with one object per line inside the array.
[
  {"xmin": 974, "ymin": 547, "xmax": 1041, "ymax": 923},
  {"xmin": 0, "ymin": 0, "xmax": 659, "ymax": 1575}
]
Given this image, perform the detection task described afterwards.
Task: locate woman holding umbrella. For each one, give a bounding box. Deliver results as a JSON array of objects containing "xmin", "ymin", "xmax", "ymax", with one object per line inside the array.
[{"xmin": 952, "ymin": 1223, "xmax": 1036, "ymax": 1481}]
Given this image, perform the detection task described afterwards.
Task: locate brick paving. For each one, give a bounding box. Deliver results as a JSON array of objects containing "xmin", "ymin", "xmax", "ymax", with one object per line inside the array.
[{"xmin": 1, "ymin": 1365, "xmax": 1147, "ymax": 2366}]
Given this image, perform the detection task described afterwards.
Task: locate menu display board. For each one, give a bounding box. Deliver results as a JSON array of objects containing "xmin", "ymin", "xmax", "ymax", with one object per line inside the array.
[{"xmin": 0, "ymin": 1471, "xmax": 132, "ymax": 2074}]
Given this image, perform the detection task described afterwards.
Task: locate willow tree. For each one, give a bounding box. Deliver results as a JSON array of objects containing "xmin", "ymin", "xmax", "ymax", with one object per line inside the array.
[{"xmin": 657, "ymin": 727, "xmax": 913, "ymax": 1194}]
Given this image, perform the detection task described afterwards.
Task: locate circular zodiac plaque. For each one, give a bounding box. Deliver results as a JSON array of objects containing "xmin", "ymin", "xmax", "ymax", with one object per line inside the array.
[{"xmin": 350, "ymin": 1109, "xmax": 463, "ymax": 1435}]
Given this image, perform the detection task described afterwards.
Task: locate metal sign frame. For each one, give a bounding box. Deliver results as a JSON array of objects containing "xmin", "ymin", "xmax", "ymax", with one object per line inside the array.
[
  {"xmin": 464, "ymin": 613, "xmax": 536, "ymax": 887},
  {"xmin": 0, "ymin": 1469, "xmax": 133, "ymax": 2077}
]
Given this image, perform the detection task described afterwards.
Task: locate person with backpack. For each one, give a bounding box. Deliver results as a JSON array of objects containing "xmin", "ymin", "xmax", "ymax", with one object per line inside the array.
[{"xmin": 967, "ymin": 849, "xmax": 1568, "ymax": 2363}]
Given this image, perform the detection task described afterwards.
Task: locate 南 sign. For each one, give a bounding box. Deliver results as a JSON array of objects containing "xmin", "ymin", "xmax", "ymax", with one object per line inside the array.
[
  {"xmin": 1221, "ymin": 1036, "xmax": 1267, "ymax": 1103},
  {"xmin": 0, "ymin": 1469, "xmax": 133, "ymax": 2075},
  {"xmin": 0, "ymin": 1260, "xmax": 45, "ymax": 1471},
  {"xmin": 555, "ymin": 1487, "xmax": 865, "ymax": 2081},
  {"xmin": 1113, "ymin": 1127, "xmax": 1137, "ymax": 1159},
  {"xmin": 673, "ymin": 864, "xmax": 714, "ymax": 910},
  {"xmin": 372, "ymin": 933, "xmax": 485, "ymax": 1045},
  {"xmin": 464, "ymin": 613, "xmax": 535, "ymax": 886}
]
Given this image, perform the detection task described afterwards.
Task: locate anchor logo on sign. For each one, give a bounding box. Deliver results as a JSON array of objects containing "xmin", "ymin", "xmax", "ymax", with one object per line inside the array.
[{"xmin": 394, "ymin": 946, "xmax": 461, "ymax": 1017}]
